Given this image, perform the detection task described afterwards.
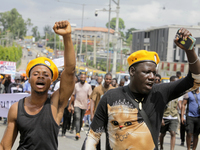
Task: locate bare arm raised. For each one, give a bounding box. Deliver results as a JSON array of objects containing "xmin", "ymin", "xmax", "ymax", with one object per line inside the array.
[
  {"xmin": 174, "ymin": 28, "xmax": 200, "ymax": 74},
  {"xmin": 51, "ymin": 20, "xmax": 75, "ymax": 124}
]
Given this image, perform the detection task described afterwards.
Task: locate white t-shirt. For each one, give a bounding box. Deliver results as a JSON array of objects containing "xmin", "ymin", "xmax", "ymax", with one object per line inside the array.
[
  {"xmin": 124, "ymin": 80, "xmax": 130, "ymax": 86},
  {"xmin": 54, "ymin": 81, "xmax": 60, "ymax": 91}
]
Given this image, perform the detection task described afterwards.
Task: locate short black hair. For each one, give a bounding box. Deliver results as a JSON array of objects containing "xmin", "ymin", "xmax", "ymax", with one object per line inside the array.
[
  {"xmin": 155, "ymin": 74, "xmax": 161, "ymax": 79},
  {"xmin": 80, "ymin": 73, "xmax": 86, "ymax": 77},
  {"xmin": 75, "ymin": 75, "xmax": 79, "ymax": 82},
  {"xmin": 170, "ymin": 75, "xmax": 178, "ymax": 81},
  {"xmin": 176, "ymin": 71, "xmax": 181, "ymax": 75},
  {"xmin": 112, "ymin": 78, "xmax": 118, "ymax": 83},
  {"xmin": 105, "ymin": 72, "xmax": 112, "ymax": 78}
]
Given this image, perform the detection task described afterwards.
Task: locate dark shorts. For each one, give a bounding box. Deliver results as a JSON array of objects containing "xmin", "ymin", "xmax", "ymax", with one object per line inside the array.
[
  {"xmin": 160, "ymin": 119, "xmax": 179, "ymax": 133},
  {"xmin": 185, "ymin": 116, "xmax": 200, "ymax": 135}
]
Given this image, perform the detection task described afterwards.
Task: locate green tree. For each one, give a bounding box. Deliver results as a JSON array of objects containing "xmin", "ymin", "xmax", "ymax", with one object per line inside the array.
[
  {"xmin": 106, "ymin": 18, "xmax": 125, "ymax": 30},
  {"xmin": 0, "ymin": 45, "xmax": 22, "ymax": 62},
  {"xmin": 0, "ymin": 8, "xmax": 31, "ymax": 39},
  {"xmin": 126, "ymin": 28, "xmax": 137, "ymax": 39},
  {"xmin": 46, "ymin": 34, "xmax": 60, "ymax": 49},
  {"xmin": 26, "ymin": 18, "xmax": 33, "ymax": 28},
  {"xmin": 31, "ymin": 26, "xmax": 40, "ymax": 41},
  {"xmin": 121, "ymin": 49, "xmax": 129, "ymax": 55},
  {"xmin": 43, "ymin": 25, "xmax": 53, "ymax": 39},
  {"xmin": 77, "ymin": 44, "xmax": 93, "ymax": 54},
  {"xmin": 31, "ymin": 26, "xmax": 38, "ymax": 37},
  {"xmin": 126, "ymin": 34, "xmax": 132, "ymax": 46}
]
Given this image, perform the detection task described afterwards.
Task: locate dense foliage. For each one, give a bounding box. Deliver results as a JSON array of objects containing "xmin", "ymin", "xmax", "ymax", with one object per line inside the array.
[
  {"xmin": 0, "ymin": 8, "xmax": 32, "ymax": 39},
  {"xmin": 0, "ymin": 45, "xmax": 22, "ymax": 62}
]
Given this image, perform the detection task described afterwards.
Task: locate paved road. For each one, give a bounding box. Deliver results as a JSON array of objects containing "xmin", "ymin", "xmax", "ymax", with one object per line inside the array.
[
  {"xmin": 18, "ymin": 46, "xmax": 46, "ymax": 71},
  {"xmin": 0, "ymin": 120, "xmax": 199, "ymax": 150}
]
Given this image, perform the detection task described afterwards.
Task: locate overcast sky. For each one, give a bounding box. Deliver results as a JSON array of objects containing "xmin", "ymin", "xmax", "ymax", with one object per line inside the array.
[{"xmin": 1, "ymin": 0, "xmax": 200, "ymax": 36}]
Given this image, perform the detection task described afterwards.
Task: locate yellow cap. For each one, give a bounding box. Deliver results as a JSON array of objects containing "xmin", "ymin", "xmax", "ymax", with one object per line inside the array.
[
  {"xmin": 127, "ymin": 50, "xmax": 160, "ymax": 67},
  {"xmin": 26, "ymin": 57, "xmax": 58, "ymax": 81},
  {"xmin": 0, "ymin": 75, "xmax": 3, "ymax": 79}
]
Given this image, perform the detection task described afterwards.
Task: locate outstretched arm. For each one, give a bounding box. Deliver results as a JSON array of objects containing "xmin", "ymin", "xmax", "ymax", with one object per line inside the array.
[{"xmin": 53, "ymin": 20, "xmax": 75, "ymax": 121}]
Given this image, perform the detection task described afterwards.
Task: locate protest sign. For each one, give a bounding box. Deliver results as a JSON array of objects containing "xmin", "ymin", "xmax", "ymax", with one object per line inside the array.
[
  {"xmin": 0, "ymin": 93, "xmax": 29, "ymax": 117},
  {"xmin": 0, "ymin": 61, "xmax": 16, "ymax": 75}
]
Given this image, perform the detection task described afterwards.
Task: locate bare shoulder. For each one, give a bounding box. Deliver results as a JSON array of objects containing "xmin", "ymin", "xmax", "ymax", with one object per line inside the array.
[{"xmin": 8, "ymin": 102, "xmax": 18, "ymax": 121}]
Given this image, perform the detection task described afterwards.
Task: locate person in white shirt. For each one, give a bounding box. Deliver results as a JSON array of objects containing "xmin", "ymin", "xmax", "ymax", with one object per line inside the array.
[{"xmin": 124, "ymin": 75, "xmax": 130, "ymax": 86}]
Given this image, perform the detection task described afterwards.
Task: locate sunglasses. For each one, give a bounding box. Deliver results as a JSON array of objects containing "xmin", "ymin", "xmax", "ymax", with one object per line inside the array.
[{"xmin": 155, "ymin": 79, "xmax": 160, "ymax": 81}]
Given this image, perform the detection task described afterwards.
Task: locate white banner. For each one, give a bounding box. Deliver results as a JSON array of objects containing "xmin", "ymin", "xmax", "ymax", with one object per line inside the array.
[
  {"xmin": 52, "ymin": 57, "xmax": 64, "ymax": 68},
  {"xmin": 0, "ymin": 61, "xmax": 16, "ymax": 75},
  {"xmin": 0, "ymin": 93, "xmax": 30, "ymax": 117}
]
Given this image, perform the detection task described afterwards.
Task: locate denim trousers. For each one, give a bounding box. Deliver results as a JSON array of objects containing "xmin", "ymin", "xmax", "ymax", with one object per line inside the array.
[{"xmin": 74, "ymin": 107, "xmax": 86, "ymax": 133}]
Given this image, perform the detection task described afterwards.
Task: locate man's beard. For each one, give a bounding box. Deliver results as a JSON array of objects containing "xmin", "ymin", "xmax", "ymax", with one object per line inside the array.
[{"xmin": 80, "ymin": 80, "xmax": 85, "ymax": 84}]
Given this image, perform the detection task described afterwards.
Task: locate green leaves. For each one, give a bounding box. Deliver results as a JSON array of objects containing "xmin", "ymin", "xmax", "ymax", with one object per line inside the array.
[
  {"xmin": 0, "ymin": 45, "xmax": 22, "ymax": 62},
  {"xmin": 106, "ymin": 17, "xmax": 125, "ymax": 31},
  {"xmin": 0, "ymin": 8, "xmax": 29, "ymax": 39}
]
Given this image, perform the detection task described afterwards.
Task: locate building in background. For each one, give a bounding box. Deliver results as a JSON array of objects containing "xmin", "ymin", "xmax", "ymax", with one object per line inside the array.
[{"xmin": 131, "ymin": 24, "xmax": 200, "ymax": 76}]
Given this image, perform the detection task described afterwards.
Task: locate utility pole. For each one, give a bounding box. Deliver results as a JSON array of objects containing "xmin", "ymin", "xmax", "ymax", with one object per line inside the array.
[
  {"xmin": 45, "ymin": 32, "xmax": 47, "ymax": 47},
  {"xmin": 106, "ymin": 0, "xmax": 111, "ymax": 72},
  {"xmin": 93, "ymin": 35, "xmax": 96, "ymax": 67},
  {"xmin": 54, "ymin": 33, "xmax": 56, "ymax": 50},
  {"xmin": 85, "ymin": 35, "xmax": 87, "ymax": 63},
  {"xmin": 112, "ymin": 0, "xmax": 120, "ymax": 77},
  {"xmin": 78, "ymin": 4, "xmax": 85, "ymax": 73},
  {"xmin": 76, "ymin": 34, "xmax": 78, "ymax": 58}
]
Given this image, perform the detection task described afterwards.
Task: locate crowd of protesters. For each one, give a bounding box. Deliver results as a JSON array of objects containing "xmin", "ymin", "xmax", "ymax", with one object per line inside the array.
[
  {"xmin": 154, "ymin": 71, "xmax": 200, "ymax": 150},
  {"xmin": 1, "ymin": 70, "xmax": 200, "ymax": 149},
  {"xmin": 0, "ymin": 71, "xmax": 130, "ymax": 133},
  {"xmin": 0, "ymin": 25, "xmax": 200, "ymax": 150},
  {"xmin": 1, "ymin": 69, "xmax": 200, "ymax": 150}
]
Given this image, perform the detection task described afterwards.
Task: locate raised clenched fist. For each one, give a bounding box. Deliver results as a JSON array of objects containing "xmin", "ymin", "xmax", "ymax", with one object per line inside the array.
[{"xmin": 53, "ymin": 20, "xmax": 71, "ymax": 36}]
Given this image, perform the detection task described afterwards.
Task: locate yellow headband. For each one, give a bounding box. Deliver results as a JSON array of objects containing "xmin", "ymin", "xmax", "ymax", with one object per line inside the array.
[
  {"xmin": 26, "ymin": 57, "xmax": 58, "ymax": 81},
  {"xmin": 127, "ymin": 50, "xmax": 160, "ymax": 67}
]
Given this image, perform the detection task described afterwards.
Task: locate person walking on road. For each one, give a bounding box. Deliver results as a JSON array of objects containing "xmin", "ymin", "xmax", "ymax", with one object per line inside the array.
[
  {"xmin": 181, "ymin": 88, "xmax": 200, "ymax": 150},
  {"xmin": 178, "ymin": 95, "xmax": 186, "ymax": 146},
  {"xmin": 68, "ymin": 73, "xmax": 92, "ymax": 140},
  {"xmin": 0, "ymin": 20, "xmax": 75, "ymax": 150},
  {"xmin": 90, "ymin": 73, "xmax": 114, "ymax": 122},
  {"xmin": 159, "ymin": 76, "xmax": 179, "ymax": 150}
]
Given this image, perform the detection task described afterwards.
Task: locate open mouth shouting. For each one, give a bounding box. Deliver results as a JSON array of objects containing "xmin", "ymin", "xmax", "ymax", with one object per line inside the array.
[
  {"xmin": 36, "ymin": 81, "xmax": 45, "ymax": 89},
  {"xmin": 146, "ymin": 82, "xmax": 153, "ymax": 90}
]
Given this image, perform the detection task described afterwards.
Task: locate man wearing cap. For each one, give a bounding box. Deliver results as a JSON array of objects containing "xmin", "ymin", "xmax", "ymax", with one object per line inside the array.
[
  {"xmin": 0, "ymin": 20, "xmax": 75, "ymax": 150},
  {"xmin": 82, "ymin": 28, "xmax": 200, "ymax": 150}
]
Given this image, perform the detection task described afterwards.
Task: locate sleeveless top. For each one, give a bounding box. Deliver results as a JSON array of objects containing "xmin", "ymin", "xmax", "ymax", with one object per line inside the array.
[{"xmin": 16, "ymin": 97, "xmax": 59, "ymax": 150}]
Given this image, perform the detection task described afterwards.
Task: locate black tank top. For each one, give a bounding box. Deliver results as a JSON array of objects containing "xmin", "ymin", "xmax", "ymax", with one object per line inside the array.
[{"xmin": 16, "ymin": 97, "xmax": 59, "ymax": 150}]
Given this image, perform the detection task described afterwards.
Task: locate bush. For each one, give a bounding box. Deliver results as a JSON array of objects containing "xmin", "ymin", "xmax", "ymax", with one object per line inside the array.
[{"xmin": 0, "ymin": 45, "xmax": 22, "ymax": 62}]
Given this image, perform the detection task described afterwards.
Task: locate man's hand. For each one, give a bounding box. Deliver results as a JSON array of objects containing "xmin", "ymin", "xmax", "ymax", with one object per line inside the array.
[
  {"xmin": 161, "ymin": 119, "xmax": 165, "ymax": 126},
  {"xmin": 181, "ymin": 117, "xmax": 185, "ymax": 125},
  {"xmin": 53, "ymin": 20, "xmax": 71, "ymax": 36},
  {"xmin": 90, "ymin": 113, "xmax": 94, "ymax": 122},
  {"xmin": 68, "ymin": 105, "xmax": 74, "ymax": 114},
  {"xmin": 174, "ymin": 28, "xmax": 193, "ymax": 51}
]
